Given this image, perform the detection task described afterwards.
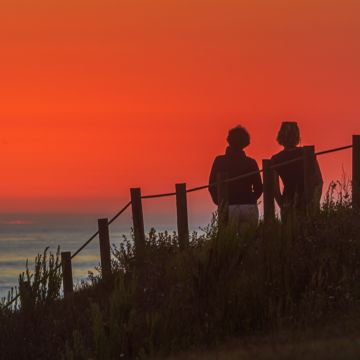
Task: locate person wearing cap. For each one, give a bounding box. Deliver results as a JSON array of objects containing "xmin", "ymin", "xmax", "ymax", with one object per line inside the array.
[
  {"xmin": 271, "ymin": 122, "xmax": 323, "ymax": 219},
  {"xmin": 209, "ymin": 125, "xmax": 263, "ymax": 231}
]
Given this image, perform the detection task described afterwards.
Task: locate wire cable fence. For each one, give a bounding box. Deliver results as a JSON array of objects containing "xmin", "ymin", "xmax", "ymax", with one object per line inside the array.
[{"xmin": 2, "ymin": 143, "xmax": 355, "ymax": 309}]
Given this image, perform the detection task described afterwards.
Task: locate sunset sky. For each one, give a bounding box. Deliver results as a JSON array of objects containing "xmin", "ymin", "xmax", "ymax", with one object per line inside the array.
[{"xmin": 1, "ymin": 0, "xmax": 360, "ymax": 219}]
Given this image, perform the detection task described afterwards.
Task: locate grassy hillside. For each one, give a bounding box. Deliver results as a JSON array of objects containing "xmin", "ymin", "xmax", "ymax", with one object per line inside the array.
[
  {"xmin": 166, "ymin": 304, "xmax": 360, "ymax": 360},
  {"xmin": 1, "ymin": 182, "xmax": 360, "ymax": 359}
]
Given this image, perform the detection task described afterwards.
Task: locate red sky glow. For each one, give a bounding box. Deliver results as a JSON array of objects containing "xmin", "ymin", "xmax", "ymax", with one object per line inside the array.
[{"xmin": 1, "ymin": 0, "xmax": 360, "ymax": 217}]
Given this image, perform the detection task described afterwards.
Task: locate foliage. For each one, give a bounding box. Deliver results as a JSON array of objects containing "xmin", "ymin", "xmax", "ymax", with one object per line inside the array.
[{"xmin": 1, "ymin": 182, "xmax": 360, "ymax": 359}]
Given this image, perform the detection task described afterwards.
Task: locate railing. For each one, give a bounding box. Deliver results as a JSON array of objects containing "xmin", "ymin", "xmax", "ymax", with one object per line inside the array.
[{"xmin": 4, "ymin": 135, "xmax": 360, "ymax": 308}]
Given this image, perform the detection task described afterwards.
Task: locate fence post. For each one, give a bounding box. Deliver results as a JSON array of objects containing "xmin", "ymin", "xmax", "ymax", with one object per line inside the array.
[
  {"xmin": 353, "ymin": 135, "xmax": 360, "ymax": 209},
  {"xmin": 98, "ymin": 218, "xmax": 112, "ymax": 282},
  {"xmin": 176, "ymin": 183, "xmax": 189, "ymax": 249},
  {"xmin": 303, "ymin": 145, "xmax": 316, "ymax": 213},
  {"xmin": 217, "ymin": 172, "xmax": 229, "ymax": 223},
  {"xmin": 130, "ymin": 188, "xmax": 146, "ymax": 269},
  {"xmin": 262, "ymin": 159, "xmax": 275, "ymax": 223},
  {"xmin": 61, "ymin": 251, "xmax": 73, "ymax": 298},
  {"xmin": 19, "ymin": 281, "xmax": 32, "ymax": 312}
]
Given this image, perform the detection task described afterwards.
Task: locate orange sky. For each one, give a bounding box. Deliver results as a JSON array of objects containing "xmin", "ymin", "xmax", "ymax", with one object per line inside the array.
[{"xmin": 1, "ymin": 0, "xmax": 360, "ymax": 216}]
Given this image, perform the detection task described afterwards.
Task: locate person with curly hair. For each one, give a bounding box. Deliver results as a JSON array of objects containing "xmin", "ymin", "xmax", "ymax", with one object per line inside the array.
[{"xmin": 209, "ymin": 125, "xmax": 263, "ymax": 230}]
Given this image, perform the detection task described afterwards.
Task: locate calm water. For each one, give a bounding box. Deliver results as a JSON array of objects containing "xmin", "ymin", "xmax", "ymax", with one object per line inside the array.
[
  {"xmin": 0, "ymin": 212, "xmax": 211, "ymax": 300},
  {"xmin": 0, "ymin": 225, "xmax": 128, "ymax": 299}
]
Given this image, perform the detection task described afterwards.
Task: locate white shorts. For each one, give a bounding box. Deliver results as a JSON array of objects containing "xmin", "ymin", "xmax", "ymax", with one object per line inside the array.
[{"xmin": 228, "ymin": 204, "xmax": 259, "ymax": 231}]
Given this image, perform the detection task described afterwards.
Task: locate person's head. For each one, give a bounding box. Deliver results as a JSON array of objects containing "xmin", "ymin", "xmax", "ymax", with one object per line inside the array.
[
  {"xmin": 277, "ymin": 122, "xmax": 300, "ymax": 148},
  {"xmin": 227, "ymin": 125, "xmax": 250, "ymax": 149}
]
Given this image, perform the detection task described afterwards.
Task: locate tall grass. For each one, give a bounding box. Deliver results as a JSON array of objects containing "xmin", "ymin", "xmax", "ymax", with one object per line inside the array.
[{"xmin": 1, "ymin": 182, "xmax": 360, "ymax": 359}]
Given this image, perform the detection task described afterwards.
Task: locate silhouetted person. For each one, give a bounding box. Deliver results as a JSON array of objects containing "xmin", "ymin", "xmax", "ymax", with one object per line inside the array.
[
  {"xmin": 271, "ymin": 122, "xmax": 323, "ymax": 219},
  {"xmin": 209, "ymin": 125, "xmax": 263, "ymax": 230}
]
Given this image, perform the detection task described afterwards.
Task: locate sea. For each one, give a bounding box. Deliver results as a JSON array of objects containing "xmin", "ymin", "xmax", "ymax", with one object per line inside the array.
[{"xmin": 0, "ymin": 211, "xmax": 211, "ymax": 300}]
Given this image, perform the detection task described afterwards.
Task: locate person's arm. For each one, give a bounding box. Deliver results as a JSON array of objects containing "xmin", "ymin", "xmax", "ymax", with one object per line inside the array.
[
  {"xmin": 251, "ymin": 160, "xmax": 263, "ymax": 200},
  {"xmin": 312, "ymin": 157, "xmax": 323, "ymax": 207},
  {"xmin": 273, "ymin": 171, "xmax": 283, "ymax": 208},
  {"xmin": 209, "ymin": 157, "xmax": 220, "ymax": 205}
]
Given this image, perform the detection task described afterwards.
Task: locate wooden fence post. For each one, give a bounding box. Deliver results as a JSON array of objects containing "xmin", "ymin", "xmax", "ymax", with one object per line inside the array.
[
  {"xmin": 61, "ymin": 251, "xmax": 73, "ymax": 297},
  {"xmin": 217, "ymin": 172, "xmax": 229, "ymax": 223},
  {"xmin": 303, "ymin": 145, "xmax": 316, "ymax": 214},
  {"xmin": 130, "ymin": 188, "xmax": 146, "ymax": 268},
  {"xmin": 98, "ymin": 218, "xmax": 112, "ymax": 282},
  {"xmin": 19, "ymin": 281, "xmax": 32, "ymax": 312},
  {"xmin": 353, "ymin": 135, "xmax": 360, "ymax": 209},
  {"xmin": 176, "ymin": 183, "xmax": 189, "ymax": 249},
  {"xmin": 262, "ymin": 159, "xmax": 275, "ymax": 223}
]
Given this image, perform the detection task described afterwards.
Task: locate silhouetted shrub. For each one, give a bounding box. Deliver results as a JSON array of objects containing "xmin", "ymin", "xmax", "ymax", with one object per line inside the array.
[{"xmin": 1, "ymin": 182, "xmax": 360, "ymax": 359}]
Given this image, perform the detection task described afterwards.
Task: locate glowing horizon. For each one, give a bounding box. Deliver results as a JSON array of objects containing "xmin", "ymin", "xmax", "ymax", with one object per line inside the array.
[{"xmin": 1, "ymin": 0, "xmax": 360, "ymax": 214}]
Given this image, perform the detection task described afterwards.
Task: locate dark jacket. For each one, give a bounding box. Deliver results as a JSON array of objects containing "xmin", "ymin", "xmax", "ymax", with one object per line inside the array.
[
  {"xmin": 271, "ymin": 147, "xmax": 323, "ymax": 209},
  {"xmin": 270, "ymin": 147, "xmax": 305, "ymax": 206},
  {"xmin": 209, "ymin": 147, "xmax": 263, "ymax": 205}
]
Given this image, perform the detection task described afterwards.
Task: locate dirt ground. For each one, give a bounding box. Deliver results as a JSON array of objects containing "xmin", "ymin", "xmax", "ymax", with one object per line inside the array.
[{"xmin": 163, "ymin": 311, "xmax": 360, "ymax": 360}]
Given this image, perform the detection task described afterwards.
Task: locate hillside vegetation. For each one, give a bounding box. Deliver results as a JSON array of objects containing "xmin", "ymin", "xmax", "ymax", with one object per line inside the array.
[{"xmin": 1, "ymin": 182, "xmax": 360, "ymax": 359}]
